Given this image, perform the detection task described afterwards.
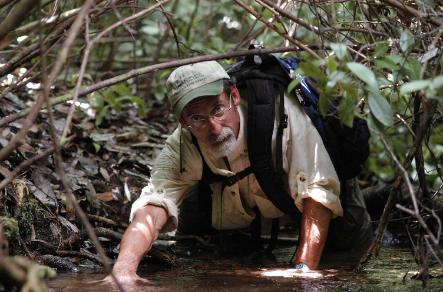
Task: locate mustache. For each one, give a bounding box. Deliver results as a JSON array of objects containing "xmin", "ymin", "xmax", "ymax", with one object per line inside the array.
[{"xmin": 209, "ymin": 127, "xmax": 233, "ymax": 143}]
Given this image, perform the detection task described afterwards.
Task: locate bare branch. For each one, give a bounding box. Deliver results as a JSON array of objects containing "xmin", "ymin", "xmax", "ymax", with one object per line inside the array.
[
  {"xmin": 234, "ymin": 0, "xmax": 321, "ymax": 59},
  {"xmin": 0, "ymin": 0, "xmax": 38, "ymax": 42},
  {"xmin": 60, "ymin": 0, "xmax": 171, "ymax": 142},
  {"xmin": 0, "ymin": 0, "xmax": 94, "ymax": 162}
]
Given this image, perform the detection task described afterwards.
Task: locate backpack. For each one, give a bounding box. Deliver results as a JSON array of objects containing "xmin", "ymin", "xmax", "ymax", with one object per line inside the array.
[{"xmin": 194, "ymin": 52, "xmax": 370, "ymax": 217}]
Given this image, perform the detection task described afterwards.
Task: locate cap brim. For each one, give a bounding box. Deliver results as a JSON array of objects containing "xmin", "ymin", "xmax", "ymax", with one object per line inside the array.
[{"xmin": 173, "ymin": 79, "xmax": 224, "ymax": 116}]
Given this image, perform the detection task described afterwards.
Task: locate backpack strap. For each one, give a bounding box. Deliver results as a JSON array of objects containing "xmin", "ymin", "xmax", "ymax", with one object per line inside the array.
[
  {"xmin": 191, "ymin": 134, "xmax": 253, "ymax": 186},
  {"xmin": 243, "ymin": 76, "xmax": 298, "ymax": 216}
]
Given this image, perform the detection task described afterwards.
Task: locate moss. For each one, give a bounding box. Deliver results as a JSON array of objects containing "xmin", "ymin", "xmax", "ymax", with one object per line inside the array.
[
  {"xmin": 0, "ymin": 216, "xmax": 19, "ymax": 240},
  {"xmin": 15, "ymin": 198, "xmax": 50, "ymax": 241}
]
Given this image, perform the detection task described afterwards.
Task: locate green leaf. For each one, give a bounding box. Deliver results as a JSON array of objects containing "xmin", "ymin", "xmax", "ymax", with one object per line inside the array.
[
  {"xmin": 117, "ymin": 95, "xmax": 146, "ymax": 116},
  {"xmin": 367, "ymin": 113, "xmax": 381, "ymax": 134},
  {"xmin": 211, "ymin": 37, "xmax": 224, "ymax": 49},
  {"xmin": 373, "ymin": 42, "xmax": 389, "ymax": 58},
  {"xmin": 402, "ymin": 58, "xmax": 421, "ymax": 80},
  {"xmin": 400, "ymin": 29, "xmax": 414, "ymax": 53},
  {"xmin": 327, "ymin": 55, "xmax": 338, "ymax": 72},
  {"xmin": 338, "ymin": 95, "xmax": 356, "ymax": 127},
  {"xmin": 93, "ymin": 143, "xmax": 101, "ymax": 153},
  {"xmin": 89, "ymin": 92, "xmax": 104, "ymax": 109},
  {"xmin": 330, "ymin": 43, "xmax": 348, "ymax": 60},
  {"xmin": 400, "ymin": 80, "xmax": 430, "ymax": 95},
  {"xmin": 95, "ymin": 105, "xmax": 109, "ymax": 127},
  {"xmin": 375, "ymin": 58, "xmax": 399, "ymax": 71},
  {"xmin": 114, "ymin": 84, "xmax": 131, "ymax": 96},
  {"xmin": 385, "ymin": 55, "xmax": 404, "ymax": 65},
  {"xmin": 299, "ymin": 62, "xmax": 326, "ymax": 80},
  {"xmin": 431, "ymin": 75, "xmax": 443, "ymax": 89},
  {"xmin": 318, "ymin": 91, "xmax": 333, "ymax": 117},
  {"xmin": 327, "ymin": 71, "xmax": 346, "ymax": 88},
  {"xmin": 287, "ymin": 78, "xmax": 301, "ymax": 94},
  {"xmin": 118, "ymin": 42, "xmax": 134, "ymax": 53},
  {"xmin": 368, "ymin": 92, "xmax": 393, "ymax": 126},
  {"xmin": 141, "ymin": 25, "xmax": 160, "ymax": 35},
  {"xmin": 347, "ymin": 62, "xmax": 378, "ymax": 90}
]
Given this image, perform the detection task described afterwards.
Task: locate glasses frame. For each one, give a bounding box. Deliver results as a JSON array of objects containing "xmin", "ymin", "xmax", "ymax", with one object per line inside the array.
[{"xmin": 185, "ymin": 92, "xmax": 233, "ymax": 130}]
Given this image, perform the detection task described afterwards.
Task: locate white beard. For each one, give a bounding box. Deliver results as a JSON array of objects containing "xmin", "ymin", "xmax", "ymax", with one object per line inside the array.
[{"xmin": 209, "ymin": 127, "xmax": 237, "ymax": 158}]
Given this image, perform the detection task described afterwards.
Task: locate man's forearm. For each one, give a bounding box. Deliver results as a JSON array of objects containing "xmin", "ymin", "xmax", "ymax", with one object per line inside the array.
[
  {"xmin": 295, "ymin": 198, "xmax": 332, "ymax": 269},
  {"xmin": 113, "ymin": 205, "xmax": 168, "ymax": 274}
]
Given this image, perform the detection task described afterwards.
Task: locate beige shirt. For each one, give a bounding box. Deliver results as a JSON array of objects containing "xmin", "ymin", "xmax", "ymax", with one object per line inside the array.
[{"xmin": 130, "ymin": 95, "xmax": 343, "ymax": 232}]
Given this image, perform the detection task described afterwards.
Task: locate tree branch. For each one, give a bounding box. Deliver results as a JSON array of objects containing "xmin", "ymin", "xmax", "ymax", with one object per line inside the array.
[{"xmin": 0, "ymin": 0, "xmax": 38, "ymax": 42}]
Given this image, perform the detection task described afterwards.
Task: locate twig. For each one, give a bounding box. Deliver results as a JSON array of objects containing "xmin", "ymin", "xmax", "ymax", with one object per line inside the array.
[
  {"xmin": 0, "ymin": 147, "xmax": 55, "ymax": 191},
  {"xmin": 1, "ymin": 45, "xmax": 331, "ymax": 129},
  {"xmin": 355, "ymin": 106, "xmax": 438, "ymax": 271},
  {"xmin": 0, "ymin": 0, "xmax": 39, "ymax": 42},
  {"xmin": 233, "ymin": 0, "xmax": 321, "ymax": 59},
  {"xmin": 87, "ymin": 214, "xmax": 128, "ymax": 228},
  {"xmin": 381, "ymin": 0, "xmax": 442, "ymax": 26},
  {"xmin": 159, "ymin": 1, "xmax": 181, "ymax": 57},
  {"xmin": 36, "ymin": 3, "xmax": 126, "ymax": 291},
  {"xmin": 257, "ymin": 0, "xmax": 320, "ymax": 35},
  {"xmin": 60, "ymin": 0, "xmax": 170, "ymax": 142},
  {"xmin": 0, "ymin": 0, "xmax": 90, "ymax": 162}
]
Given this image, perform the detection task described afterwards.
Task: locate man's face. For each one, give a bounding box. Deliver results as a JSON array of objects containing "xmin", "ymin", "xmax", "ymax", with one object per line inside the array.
[{"xmin": 181, "ymin": 87, "xmax": 241, "ymax": 158}]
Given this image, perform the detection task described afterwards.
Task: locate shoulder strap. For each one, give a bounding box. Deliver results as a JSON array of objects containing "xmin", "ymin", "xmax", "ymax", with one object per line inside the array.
[
  {"xmin": 191, "ymin": 134, "xmax": 253, "ymax": 186},
  {"xmin": 243, "ymin": 76, "xmax": 298, "ymax": 216}
]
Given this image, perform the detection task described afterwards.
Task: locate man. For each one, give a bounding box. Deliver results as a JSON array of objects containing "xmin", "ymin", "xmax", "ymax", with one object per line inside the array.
[{"xmin": 109, "ymin": 60, "xmax": 372, "ymax": 285}]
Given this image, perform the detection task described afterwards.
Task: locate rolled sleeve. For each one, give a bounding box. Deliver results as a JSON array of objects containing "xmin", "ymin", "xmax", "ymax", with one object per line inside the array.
[
  {"xmin": 129, "ymin": 127, "xmax": 203, "ymax": 233},
  {"xmin": 285, "ymin": 96, "xmax": 343, "ymax": 217},
  {"xmin": 130, "ymin": 185, "xmax": 179, "ymax": 232},
  {"xmin": 293, "ymin": 175, "xmax": 343, "ymax": 217}
]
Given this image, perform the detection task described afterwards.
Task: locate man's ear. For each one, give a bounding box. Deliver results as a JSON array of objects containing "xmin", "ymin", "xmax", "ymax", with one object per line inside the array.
[{"xmin": 231, "ymin": 85, "xmax": 241, "ymax": 105}]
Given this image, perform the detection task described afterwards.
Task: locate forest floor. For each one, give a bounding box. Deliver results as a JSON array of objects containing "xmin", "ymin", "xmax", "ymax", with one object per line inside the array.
[{"xmin": 0, "ymin": 90, "xmax": 442, "ymax": 290}]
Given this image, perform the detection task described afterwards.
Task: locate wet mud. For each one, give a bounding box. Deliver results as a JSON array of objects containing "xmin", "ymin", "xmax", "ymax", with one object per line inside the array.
[{"xmin": 48, "ymin": 245, "xmax": 443, "ymax": 291}]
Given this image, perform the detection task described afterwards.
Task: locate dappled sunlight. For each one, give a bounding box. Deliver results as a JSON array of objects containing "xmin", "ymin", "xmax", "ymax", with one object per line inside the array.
[{"xmin": 133, "ymin": 221, "xmax": 153, "ymax": 241}]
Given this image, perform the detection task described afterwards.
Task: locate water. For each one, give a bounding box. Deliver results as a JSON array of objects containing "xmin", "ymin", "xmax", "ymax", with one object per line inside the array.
[{"xmin": 48, "ymin": 246, "xmax": 443, "ymax": 291}]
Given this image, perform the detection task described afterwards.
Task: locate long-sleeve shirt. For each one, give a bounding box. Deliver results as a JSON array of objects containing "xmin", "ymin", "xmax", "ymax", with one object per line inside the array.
[{"xmin": 130, "ymin": 95, "xmax": 343, "ymax": 232}]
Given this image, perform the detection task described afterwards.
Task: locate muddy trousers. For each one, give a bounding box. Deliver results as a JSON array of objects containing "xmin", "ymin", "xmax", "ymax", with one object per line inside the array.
[{"xmin": 178, "ymin": 179, "xmax": 373, "ymax": 251}]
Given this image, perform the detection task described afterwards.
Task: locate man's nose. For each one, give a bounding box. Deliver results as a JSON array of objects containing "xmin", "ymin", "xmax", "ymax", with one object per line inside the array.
[{"xmin": 207, "ymin": 118, "xmax": 223, "ymax": 135}]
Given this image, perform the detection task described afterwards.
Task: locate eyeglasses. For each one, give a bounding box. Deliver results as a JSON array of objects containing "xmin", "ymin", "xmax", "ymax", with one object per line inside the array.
[{"xmin": 186, "ymin": 93, "xmax": 232, "ymax": 129}]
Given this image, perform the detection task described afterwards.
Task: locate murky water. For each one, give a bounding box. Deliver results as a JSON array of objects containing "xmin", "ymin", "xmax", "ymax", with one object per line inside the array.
[{"xmin": 48, "ymin": 245, "xmax": 443, "ymax": 291}]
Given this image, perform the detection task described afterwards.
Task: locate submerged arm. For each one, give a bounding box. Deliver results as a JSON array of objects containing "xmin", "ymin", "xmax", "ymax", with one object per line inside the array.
[
  {"xmin": 111, "ymin": 204, "xmax": 168, "ymax": 282},
  {"xmin": 295, "ymin": 197, "xmax": 332, "ymax": 269}
]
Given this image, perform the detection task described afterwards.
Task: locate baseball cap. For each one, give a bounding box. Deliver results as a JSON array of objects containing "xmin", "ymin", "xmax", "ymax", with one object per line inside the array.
[{"xmin": 166, "ymin": 61, "xmax": 230, "ymax": 116}]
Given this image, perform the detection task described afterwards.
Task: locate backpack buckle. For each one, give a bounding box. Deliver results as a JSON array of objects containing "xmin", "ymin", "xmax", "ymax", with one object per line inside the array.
[
  {"xmin": 224, "ymin": 174, "xmax": 239, "ymax": 186},
  {"xmin": 280, "ymin": 114, "xmax": 288, "ymax": 129}
]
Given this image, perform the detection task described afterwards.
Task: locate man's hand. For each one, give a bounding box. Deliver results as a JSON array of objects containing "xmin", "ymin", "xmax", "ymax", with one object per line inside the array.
[
  {"xmin": 100, "ymin": 270, "xmax": 153, "ymax": 290},
  {"xmin": 98, "ymin": 205, "xmax": 168, "ymax": 289}
]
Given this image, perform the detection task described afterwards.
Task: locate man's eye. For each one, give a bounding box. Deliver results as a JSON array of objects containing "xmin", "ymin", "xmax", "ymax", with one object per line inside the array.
[
  {"xmin": 190, "ymin": 115, "xmax": 205, "ymax": 123},
  {"xmin": 212, "ymin": 105, "xmax": 225, "ymax": 116}
]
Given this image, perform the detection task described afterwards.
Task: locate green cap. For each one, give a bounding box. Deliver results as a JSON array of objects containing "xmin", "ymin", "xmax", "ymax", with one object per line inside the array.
[{"xmin": 166, "ymin": 61, "xmax": 229, "ymax": 116}]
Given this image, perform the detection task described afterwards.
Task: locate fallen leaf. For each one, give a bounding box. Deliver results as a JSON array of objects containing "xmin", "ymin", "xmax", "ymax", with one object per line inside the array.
[{"xmin": 96, "ymin": 191, "xmax": 114, "ymax": 202}]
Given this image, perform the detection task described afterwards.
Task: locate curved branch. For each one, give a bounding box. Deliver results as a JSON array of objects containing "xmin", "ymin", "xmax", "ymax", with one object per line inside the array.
[
  {"xmin": 234, "ymin": 0, "xmax": 321, "ymax": 59},
  {"xmin": 381, "ymin": 0, "xmax": 442, "ymax": 26},
  {"xmin": 0, "ymin": 46, "xmax": 311, "ymax": 128},
  {"xmin": 0, "ymin": 0, "xmax": 38, "ymax": 42}
]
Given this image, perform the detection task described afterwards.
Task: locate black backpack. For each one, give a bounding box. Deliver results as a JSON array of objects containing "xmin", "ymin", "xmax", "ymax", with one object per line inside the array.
[{"xmin": 194, "ymin": 52, "xmax": 370, "ymax": 217}]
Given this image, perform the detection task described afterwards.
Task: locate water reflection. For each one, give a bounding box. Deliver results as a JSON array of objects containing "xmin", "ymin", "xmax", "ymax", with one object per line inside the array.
[{"xmin": 48, "ymin": 247, "xmax": 443, "ymax": 291}]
